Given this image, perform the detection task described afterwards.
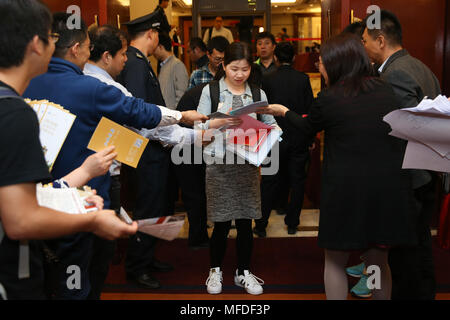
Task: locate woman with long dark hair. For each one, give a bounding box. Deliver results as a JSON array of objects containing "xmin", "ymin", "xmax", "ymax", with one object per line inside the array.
[
  {"xmin": 196, "ymin": 42, "xmax": 280, "ymax": 295},
  {"xmin": 259, "ymin": 33, "xmax": 418, "ymax": 300}
]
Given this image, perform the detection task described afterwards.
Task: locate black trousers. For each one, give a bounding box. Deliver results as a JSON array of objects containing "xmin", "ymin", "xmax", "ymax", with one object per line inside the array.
[
  {"xmin": 126, "ymin": 142, "xmax": 170, "ymax": 276},
  {"xmin": 389, "ymin": 177, "xmax": 437, "ymax": 300},
  {"xmin": 256, "ymin": 141, "xmax": 309, "ymax": 230},
  {"xmin": 87, "ymin": 175, "xmax": 121, "ymax": 300},
  {"xmin": 174, "ymin": 160, "xmax": 209, "ymax": 246}
]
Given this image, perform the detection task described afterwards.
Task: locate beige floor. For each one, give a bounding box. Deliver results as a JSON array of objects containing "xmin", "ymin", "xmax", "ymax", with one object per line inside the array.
[
  {"xmin": 177, "ymin": 209, "xmax": 320, "ymax": 239},
  {"xmin": 176, "ymin": 209, "xmax": 438, "ymax": 239}
]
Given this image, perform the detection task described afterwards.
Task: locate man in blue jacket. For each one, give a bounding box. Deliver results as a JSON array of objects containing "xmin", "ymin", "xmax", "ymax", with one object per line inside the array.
[{"xmin": 24, "ymin": 13, "xmax": 206, "ymax": 300}]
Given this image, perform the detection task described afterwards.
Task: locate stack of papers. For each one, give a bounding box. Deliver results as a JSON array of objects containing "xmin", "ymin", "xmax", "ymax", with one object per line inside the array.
[
  {"xmin": 25, "ymin": 99, "xmax": 76, "ymax": 171},
  {"xmin": 36, "ymin": 184, "xmax": 97, "ymax": 214},
  {"xmin": 227, "ymin": 115, "xmax": 272, "ymax": 153},
  {"xmin": 137, "ymin": 215, "xmax": 185, "ymax": 241},
  {"xmin": 383, "ymin": 95, "xmax": 450, "ymax": 172},
  {"xmin": 205, "ymin": 101, "xmax": 282, "ymax": 167}
]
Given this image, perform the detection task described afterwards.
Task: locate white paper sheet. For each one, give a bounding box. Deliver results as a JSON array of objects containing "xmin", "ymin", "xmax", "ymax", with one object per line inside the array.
[
  {"xmin": 36, "ymin": 185, "xmax": 87, "ymax": 214},
  {"xmin": 137, "ymin": 215, "xmax": 185, "ymax": 241},
  {"xmin": 383, "ymin": 95, "xmax": 450, "ymax": 172}
]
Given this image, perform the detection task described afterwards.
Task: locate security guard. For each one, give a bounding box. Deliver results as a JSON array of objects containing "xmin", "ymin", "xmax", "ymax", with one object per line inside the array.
[{"xmin": 118, "ymin": 11, "xmax": 174, "ymax": 290}]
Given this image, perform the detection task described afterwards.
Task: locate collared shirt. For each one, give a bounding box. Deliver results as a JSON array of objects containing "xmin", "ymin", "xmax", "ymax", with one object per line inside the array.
[
  {"xmin": 378, "ymin": 56, "xmax": 391, "ymax": 74},
  {"xmin": 255, "ymin": 58, "xmax": 277, "ymax": 75},
  {"xmin": 160, "ymin": 56, "xmax": 171, "ymax": 68},
  {"xmin": 188, "ymin": 63, "xmax": 214, "ymax": 89}
]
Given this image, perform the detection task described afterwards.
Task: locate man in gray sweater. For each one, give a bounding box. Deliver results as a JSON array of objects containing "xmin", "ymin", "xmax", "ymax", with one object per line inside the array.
[{"xmin": 154, "ymin": 32, "xmax": 189, "ymax": 110}]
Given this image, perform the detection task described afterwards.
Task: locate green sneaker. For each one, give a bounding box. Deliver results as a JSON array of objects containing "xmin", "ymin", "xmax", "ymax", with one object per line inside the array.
[
  {"xmin": 346, "ymin": 262, "xmax": 365, "ymax": 278},
  {"xmin": 350, "ymin": 275, "xmax": 373, "ymax": 299}
]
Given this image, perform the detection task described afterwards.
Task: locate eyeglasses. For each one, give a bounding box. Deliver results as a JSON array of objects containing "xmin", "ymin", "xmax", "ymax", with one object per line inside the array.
[
  {"xmin": 49, "ymin": 33, "xmax": 60, "ymax": 43},
  {"xmin": 39, "ymin": 32, "xmax": 60, "ymax": 44},
  {"xmin": 211, "ymin": 56, "xmax": 224, "ymax": 63}
]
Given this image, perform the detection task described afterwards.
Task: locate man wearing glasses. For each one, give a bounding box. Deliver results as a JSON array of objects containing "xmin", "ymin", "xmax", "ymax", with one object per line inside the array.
[{"xmin": 188, "ymin": 36, "xmax": 229, "ymax": 89}]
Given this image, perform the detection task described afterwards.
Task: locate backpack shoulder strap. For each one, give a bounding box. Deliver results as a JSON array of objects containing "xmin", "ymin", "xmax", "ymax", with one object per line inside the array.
[
  {"xmin": 249, "ymin": 84, "xmax": 262, "ymax": 121},
  {"xmin": 249, "ymin": 84, "xmax": 261, "ymax": 102},
  {"xmin": 209, "ymin": 80, "xmax": 220, "ymax": 114}
]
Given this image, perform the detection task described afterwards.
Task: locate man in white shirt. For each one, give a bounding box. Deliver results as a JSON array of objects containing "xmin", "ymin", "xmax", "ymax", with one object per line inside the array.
[
  {"xmin": 153, "ymin": 32, "xmax": 189, "ymax": 110},
  {"xmin": 203, "ymin": 16, "xmax": 234, "ymax": 44},
  {"xmin": 84, "ymin": 24, "xmax": 208, "ymax": 292}
]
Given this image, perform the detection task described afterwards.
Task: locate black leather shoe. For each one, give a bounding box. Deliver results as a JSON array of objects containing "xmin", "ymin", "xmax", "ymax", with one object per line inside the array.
[
  {"xmin": 287, "ymin": 227, "xmax": 297, "ymax": 235},
  {"xmin": 149, "ymin": 259, "xmax": 174, "ymax": 272},
  {"xmin": 253, "ymin": 227, "xmax": 266, "ymax": 238},
  {"xmin": 128, "ymin": 273, "xmax": 161, "ymax": 289}
]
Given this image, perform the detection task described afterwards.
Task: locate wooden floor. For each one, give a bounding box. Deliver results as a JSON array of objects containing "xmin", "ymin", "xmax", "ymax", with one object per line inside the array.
[
  {"xmin": 102, "ymin": 209, "xmax": 449, "ymax": 301},
  {"xmin": 101, "ymin": 292, "xmax": 450, "ymax": 300}
]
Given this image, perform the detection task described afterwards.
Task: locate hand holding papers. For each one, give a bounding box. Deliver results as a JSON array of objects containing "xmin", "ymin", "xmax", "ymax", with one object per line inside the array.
[
  {"xmin": 383, "ymin": 95, "xmax": 450, "ymax": 172},
  {"xmin": 36, "ymin": 184, "xmax": 97, "ymax": 214},
  {"xmin": 137, "ymin": 214, "xmax": 186, "ymax": 241},
  {"xmin": 25, "ymin": 99, "xmax": 76, "ymax": 170},
  {"xmin": 87, "ymin": 117, "xmax": 149, "ymax": 168}
]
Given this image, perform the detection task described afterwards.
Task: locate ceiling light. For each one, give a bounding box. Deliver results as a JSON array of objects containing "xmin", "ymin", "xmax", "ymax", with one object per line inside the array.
[
  {"xmin": 179, "ymin": 0, "xmax": 296, "ymax": 5},
  {"xmin": 271, "ymin": 0, "xmax": 296, "ymax": 3}
]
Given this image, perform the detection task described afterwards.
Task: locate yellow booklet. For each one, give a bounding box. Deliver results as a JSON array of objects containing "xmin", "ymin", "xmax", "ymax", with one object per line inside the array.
[{"xmin": 87, "ymin": 117, "xmax": 149, "ymax": 168}]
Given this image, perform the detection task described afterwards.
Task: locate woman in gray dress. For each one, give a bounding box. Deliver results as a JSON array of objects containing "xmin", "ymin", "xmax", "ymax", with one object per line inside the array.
[{"xmin": 197, "ymin": 42, "xmax": 279, "ymax": 295}]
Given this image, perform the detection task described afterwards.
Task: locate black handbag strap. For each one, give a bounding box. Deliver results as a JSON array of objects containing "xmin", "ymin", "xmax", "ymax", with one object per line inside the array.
[{"xmin": 209, "ymin": 80, "xmax": 262, "ymax": 120}]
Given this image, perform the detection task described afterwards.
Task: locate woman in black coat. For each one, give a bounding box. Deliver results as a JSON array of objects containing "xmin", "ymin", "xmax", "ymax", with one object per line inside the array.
[{"xmin": 259, "ymin": 33, "xmax": 417, "ymax": 300}]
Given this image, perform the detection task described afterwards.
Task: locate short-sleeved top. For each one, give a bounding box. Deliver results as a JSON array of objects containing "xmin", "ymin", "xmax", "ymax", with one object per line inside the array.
[{"xmin": 0, "ymin": 81, "xmax": 52, "ymax": 299}]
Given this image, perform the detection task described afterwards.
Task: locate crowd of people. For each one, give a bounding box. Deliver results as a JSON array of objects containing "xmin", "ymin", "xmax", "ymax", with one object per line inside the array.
[{"xmin": 0, "ymin": 0, "xmax": 445, "ymax": 301}]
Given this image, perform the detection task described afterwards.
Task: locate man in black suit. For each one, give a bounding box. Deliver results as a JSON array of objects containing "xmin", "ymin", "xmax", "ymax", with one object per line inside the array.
[
  {"xmin": 254, "ymin": 42, "xmax": 314, "ymax": 237},
  {"xmin": 361, "ymin": 10, "xmax": 441, "ymax": 300}
]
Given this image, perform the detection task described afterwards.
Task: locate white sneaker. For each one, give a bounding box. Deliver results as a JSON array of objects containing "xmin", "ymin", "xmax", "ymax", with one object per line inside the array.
[
  {"xmin": 206, "ymin": 267, "xmax": 223, "ymax": 294},
  {"xmin": 234, "ymin": 270, "xmax": 264, "ymax": 295}
]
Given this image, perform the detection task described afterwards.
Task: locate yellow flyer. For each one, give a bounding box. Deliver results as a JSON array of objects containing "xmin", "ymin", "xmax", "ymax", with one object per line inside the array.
[{"xmin": 87, "ymin": 117, "xmax": 149, "ymax": 168}]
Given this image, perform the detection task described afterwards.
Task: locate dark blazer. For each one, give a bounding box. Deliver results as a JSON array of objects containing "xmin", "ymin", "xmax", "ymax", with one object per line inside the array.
[
  {"xmin": 285, "ymin": 79, "xmax": 418, "ymax": 250},
  {"xmin": 118, "ymin": 46, "xmax": 166, "ymax": 106},
  {"xmin": 381, "ymin": 49, "xmax": 441, "ymax": 188},
  {"xmin": 262, "ymin": 64, "xmax": 313, "ymax": 146},
  {"xmin": 381, "ymin": 49, "xmax": 441, "ymax": 108}
]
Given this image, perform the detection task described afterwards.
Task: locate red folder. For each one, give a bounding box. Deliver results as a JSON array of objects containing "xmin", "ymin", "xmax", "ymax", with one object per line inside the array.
[{"xmin": 227, "ymin": 115, "xmax": 272, "ymax": 152}]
